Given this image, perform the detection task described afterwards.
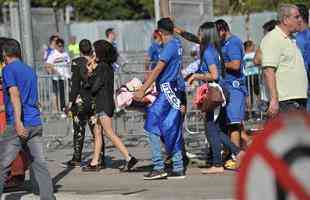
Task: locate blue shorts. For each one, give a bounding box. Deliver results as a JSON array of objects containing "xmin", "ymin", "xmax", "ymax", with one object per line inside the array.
[
  {"xmin": 225, "ymin": 88, "xmax": 246, "ymax": 124},
  {"xmin": 96, "ymin": 111, "xmax": 108, "ymax": 118}
]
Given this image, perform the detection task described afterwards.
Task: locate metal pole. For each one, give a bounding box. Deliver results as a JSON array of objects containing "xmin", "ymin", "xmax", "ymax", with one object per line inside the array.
[
  {"xmin": 19, "ymin": 0, "xmax": 35, "ymax": 68},
  {"xmin": 9, "ymin": 2, "xmax": 21, "ymax": 42},
  {"xmin": 159, "ymin": 0, "xmax": 170, "ymax": 18},
  {"xmin": 154, "ymin": 0, "xmax": 160, "ymax": 23}
]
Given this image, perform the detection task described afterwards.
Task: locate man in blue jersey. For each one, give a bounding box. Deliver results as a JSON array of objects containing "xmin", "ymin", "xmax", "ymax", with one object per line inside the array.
[
  {"xmin": 134, "ymin": 18, "xmax": 185, "ymax": 180},
  {"xmin": 296, "ymin": 4, "xmax": 310, "ymax": 112},
  {"xmin": 215, "ymin": 19, "xmax": 250, "ymax": 150},
  {"xmin": 145, "ymin": 30, "xmax": 163, "ymax": 70},
  {"xmin": 0, "ymin": 39, "xmax": 55, "ymax": 199}
]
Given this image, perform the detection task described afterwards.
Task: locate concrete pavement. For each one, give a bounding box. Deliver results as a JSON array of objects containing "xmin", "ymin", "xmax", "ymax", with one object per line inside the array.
[{"xmin": 1, "ymin": 145, "xmax": 237, "ymax": 200}]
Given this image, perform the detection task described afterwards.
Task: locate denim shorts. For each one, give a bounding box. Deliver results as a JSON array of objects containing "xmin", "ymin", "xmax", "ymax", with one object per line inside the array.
[{"xmin": 96, "ymin": 111, "xmax": 108, "ymax": 118}]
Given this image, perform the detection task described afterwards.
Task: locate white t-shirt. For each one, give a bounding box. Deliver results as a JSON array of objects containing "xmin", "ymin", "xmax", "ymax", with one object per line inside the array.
[
  {"xmin": 46, "ymin": 50, "xmax": 71, "ymax": 79},
  {"xmin": 243, "ymin": 52, "xmax": 259, "ymax": 76}
]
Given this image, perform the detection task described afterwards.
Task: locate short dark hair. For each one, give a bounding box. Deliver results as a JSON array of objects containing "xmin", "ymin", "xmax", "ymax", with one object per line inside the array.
[
  {"xmin": 244, "ymin": 40, "xmax": 254, "ymax": 51},
  {"xmin": 2, "ymin": 38, "xmax": 22, "ymax": 58},
  {"xmin": 296, "ymin": 4, "xmax": 309, "ymax": 24},
  {"xmin": 55, "ymin": 38, "xmax": 64, "ymax": 47},
  {"xmin": 105, "ymin": 28, "xmax": 114, "ymax": 38},
  {"xmin": 49, "ymin": 35, "xmax": 59, "ymax": 44},
  {"xmin": 215, "ymin": 19, "xmax": 230, "ymax": 32},
  {"xmin": 93, "ymin": 40, "xmax": 118, "ymax": 64},
  {"xmin": 262, "ymin": 19, "xmax": 279, "ymax": 32},
  {"xmin": 79, "ymin": 39, "xmax": 92, "ymax": 56},
  {"xmin": 157, "ymin": 18, "xmax": 174, "ymax": 34}
]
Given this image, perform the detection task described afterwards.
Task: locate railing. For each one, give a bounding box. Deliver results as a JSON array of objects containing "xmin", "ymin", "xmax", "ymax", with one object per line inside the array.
[{"xmin": 37, "ymin": 59, "xmax": 265, "ymax": 152}]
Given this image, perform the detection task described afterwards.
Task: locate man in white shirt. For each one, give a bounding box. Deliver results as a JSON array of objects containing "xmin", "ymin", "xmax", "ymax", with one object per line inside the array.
[
  {"xmin": 45, "ymin": 38, "xmax": 71, "ymax": 113},
  {"xmin": 260, "ymin": 4, "xmax": 308, "ymax": 117}
]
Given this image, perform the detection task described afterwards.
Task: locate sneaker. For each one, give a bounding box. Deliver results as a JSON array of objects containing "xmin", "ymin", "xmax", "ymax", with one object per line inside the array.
[
  {"xmin": 144, "ymin": 170, "xmax": 168, "ymax": 180},
  {"xmin": 224, "ymin": 159, "xmax": 238, "ymax": 170},
  {"xmin": 167, "ymin": 171, "xmax": 186, "ymax": 179},
  {"xmin": 120, "ymin": 156, "xmax": 138, "ymax": 172},
  {"xmin": 61, "ymin": 159, "xmax": 81, "ymax": 168}
]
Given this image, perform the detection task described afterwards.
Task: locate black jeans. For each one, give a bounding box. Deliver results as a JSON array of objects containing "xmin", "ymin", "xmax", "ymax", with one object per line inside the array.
[
  {"xmin": 279, "ymin": 98, "xmax": 307, "ymax": 113},
  {"xmin": 53, "ymin": 79, "xmax": 66, "ymax": 111}
]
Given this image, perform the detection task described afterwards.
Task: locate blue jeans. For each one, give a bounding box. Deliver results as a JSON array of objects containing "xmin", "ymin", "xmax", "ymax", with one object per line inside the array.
[
  {"xmin": 0, "ymin": 126, "xmax": 55, "ymax": 200},
  {"xmin": 147, "ymin": 132, "xmax": 184, "ymax": 172},
  {"xmin": 205, "ymin": 111, "xmax": 240, "ymax": 166}
]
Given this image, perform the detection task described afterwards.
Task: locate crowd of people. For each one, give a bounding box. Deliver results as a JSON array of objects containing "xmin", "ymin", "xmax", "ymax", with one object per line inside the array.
[{"xmin": 0, "ymin": 3, "xmax": 309, "ymax": 199}]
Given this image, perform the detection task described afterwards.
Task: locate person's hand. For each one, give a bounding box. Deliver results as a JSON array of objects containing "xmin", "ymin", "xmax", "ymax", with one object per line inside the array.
[
  {"xmin": 15, "ymin": 121, "xmax": 28, "ymax": 139},
  {"xmin": 180, "ymin": 105, "xmax": 186, "ymax": 114},
  {"xmin": 187, "ymin": 74, "xmax": 196, "ymax": 85},
  {"xmin": 267, "ymin": 98, "xmax": 279, "ymax": 118},
  {"xmin": 133, "ymin": 88, "xmax": 145, "ymax": 102},
  {"xmin": 64, "ymin": 102, "xmax": 72, "ymax": 115},
  {"xmin": 0, "ymin": 105, "xmax": 5, "ymax": 113},
  {"xmin": 174, "ymin": 27, "xmax": 183, "ymax": 34},
  {"xmin": 86, "ymin": 56, "xmax": 97, "ymax": 74}
]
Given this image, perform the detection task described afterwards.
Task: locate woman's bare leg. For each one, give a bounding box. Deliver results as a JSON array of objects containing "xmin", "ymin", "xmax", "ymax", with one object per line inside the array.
[
  {"xmin": 99, "ymin": 116, "xmax": 130, "ymax": 161},
  {"xmin": 90, "ymin": 123, "xmax": 103, "ymax": 165}
]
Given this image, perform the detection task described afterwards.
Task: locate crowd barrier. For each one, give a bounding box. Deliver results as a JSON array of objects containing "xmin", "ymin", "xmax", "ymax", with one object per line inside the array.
[{"xmin": 37, "ymin": 59, "xmax": 264, "ymax": 152}]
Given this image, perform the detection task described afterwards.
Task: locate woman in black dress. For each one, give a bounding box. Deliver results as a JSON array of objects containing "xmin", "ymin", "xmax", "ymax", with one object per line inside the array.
[{"xmin": 83, "ymin": 40, "xmax": 138, "ymax": 171}]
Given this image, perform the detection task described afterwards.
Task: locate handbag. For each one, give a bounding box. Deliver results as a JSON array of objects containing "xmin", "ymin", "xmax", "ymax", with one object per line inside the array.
[{"xmin": 201, "ymin": 82, "xmax": 226, "ymax": 112}]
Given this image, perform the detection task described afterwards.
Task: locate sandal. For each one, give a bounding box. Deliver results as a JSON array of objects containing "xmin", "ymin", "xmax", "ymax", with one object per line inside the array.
[{"xmin": 82, "ymin": 162, "xmax": 101, "ymax": 172}]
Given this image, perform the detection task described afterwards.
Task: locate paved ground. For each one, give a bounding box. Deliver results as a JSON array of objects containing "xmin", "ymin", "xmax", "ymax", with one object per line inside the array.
[{"xmin": 1, "ymin": 145, "xmax": 237, "ymax": 200}]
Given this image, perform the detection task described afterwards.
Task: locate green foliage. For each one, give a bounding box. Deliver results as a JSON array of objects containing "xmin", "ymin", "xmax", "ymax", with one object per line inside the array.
[
  {"xmin": 30, "ymin": 0, "xmax": 154, "ymax": 20},
  {"xmin": 1, "ymin": 0, "xmax": 309, "ymax": 20},
  {"xmin": 214, "ymin": 0, "xmax": 310, "ymax": 15}
]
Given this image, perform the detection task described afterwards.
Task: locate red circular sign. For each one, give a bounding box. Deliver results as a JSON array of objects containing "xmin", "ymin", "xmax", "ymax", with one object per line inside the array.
[{"xmin": 236, "ymin": 112, "xmax": 310, "ymax": 200}]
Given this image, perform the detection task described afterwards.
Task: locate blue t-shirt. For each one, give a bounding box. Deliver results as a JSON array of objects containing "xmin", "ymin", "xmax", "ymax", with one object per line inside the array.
[
  {"xmin": 148, "ymin": 42, "xmax": 162, "ymax": 70},
  {"xmin": 296, "ymin": 28, "xmax": 310, "ymax": 72},
  {"xmin": 221, "ymin": 35, "xmax": 245, "ymax": 85},
  {"xmin": 3, "ymin": 60, "xmax": 41, "ymax": 127},
  {"xmin": 199, "ymin": 44, "xmax": 222, "ymax": 79},
  {"xmin": 44, "ymin": 47, "xmax": 54, "ymax": 62},
  {"xmin": 158, "ymin": 37, "xmax": 184, "ymax": 91}
]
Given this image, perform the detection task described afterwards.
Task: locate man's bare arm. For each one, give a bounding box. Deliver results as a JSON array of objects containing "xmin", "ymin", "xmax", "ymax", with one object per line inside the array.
[
  {"xmin": 263, "ymin": 67, "xmax": 279, "ymax": 116},
  {"xmin": 225, "ymin": 60, "xmax": 241, "ymax": 71},
  {"xmin": 174, "ymin": 27, "xmax": 200, "ymax": 44},
  {"xmin": 0, "ymin": 105, "xmax": 5, "ymax": 112},
  {"xmin": 9, "ymin": 86, "xmax": 27, "ymax": 137},
  {"xmin": 141, "ymin": 60, "xmax": 166, "ymax": 92}
]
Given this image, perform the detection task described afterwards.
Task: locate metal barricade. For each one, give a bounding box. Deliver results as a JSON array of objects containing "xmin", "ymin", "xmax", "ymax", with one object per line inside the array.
[
  {"xmin": 113, "ymin": 58, "xmax": 207, "ymax": 154},
  {"xmin": 38, "ymin": 74, "xmax": 70, "ymax": 114},
  {"xmin": 37, "ymin": 71, "xmax": 72, "ymax": 151},
  {"xmin": 244, "ymin": 67, "xmax": 266, "ymax": 131}
]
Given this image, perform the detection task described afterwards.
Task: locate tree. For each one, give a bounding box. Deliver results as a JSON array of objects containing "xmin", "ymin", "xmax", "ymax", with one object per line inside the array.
[
  {"xmin": 30, "ymin": 0, "xmax": 154, "ymax": 21},
  {"xmin": 214, "ymin": 0, "xmax": 310, "ymax": 16}
]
